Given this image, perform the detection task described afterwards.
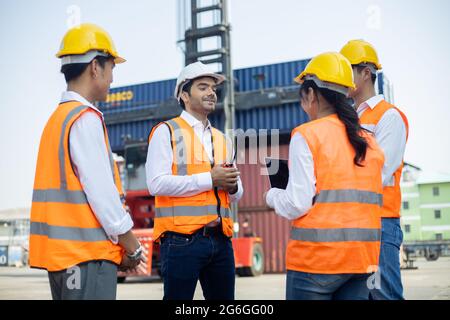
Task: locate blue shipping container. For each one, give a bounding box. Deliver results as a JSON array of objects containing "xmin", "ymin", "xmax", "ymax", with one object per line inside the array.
[
  {"xmin": 102, "ymin": 58, "xmax": 389, "ymax": 152},
  {"xmin": 103, "ymin": 59, "xmax": 311, "ymax": 151}
]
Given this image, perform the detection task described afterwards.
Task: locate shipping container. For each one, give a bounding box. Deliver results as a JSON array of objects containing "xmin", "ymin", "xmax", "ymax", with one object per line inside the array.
[
  {"xmin": 237, "ymin": 210, "xmax": 290, "ymax": 274},
  {"xmin": 101, "ymin": 59, "xmax": 311, "ymax": 151},
  {"xmin": 106, "ymin": 103, "xmax": 307, "ymax": 152},
  {"xmin": 101, "ymin": 59, "xmax": 391, "ymax": 152},
  {"xmin": 100, "ymin": 59, "xmax": 309, "ymax": 111},
  {"xmin": 98, "ymin": 79, "xmax": 177, "ymax": 114}
]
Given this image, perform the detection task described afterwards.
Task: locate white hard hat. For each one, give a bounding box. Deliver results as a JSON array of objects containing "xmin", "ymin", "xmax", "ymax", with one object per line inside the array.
[{"xmin": 174, "ymin": 61, "xmax": 226, "ymax": 101}]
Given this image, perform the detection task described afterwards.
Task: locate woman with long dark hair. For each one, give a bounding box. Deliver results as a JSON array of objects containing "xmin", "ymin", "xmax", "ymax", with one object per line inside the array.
[{"xmin": 265, "ymin": 52, "xmax": 385, "ymax": 300}]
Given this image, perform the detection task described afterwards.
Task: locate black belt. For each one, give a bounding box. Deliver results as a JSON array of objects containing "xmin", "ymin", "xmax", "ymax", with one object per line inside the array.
[
  {"xmin": 198, "ymin": 223, "xmax": 222, "ymax": 237},
  {"xmin": 162, "ymin": 223, "xmax": 223, "ymax": 240}
]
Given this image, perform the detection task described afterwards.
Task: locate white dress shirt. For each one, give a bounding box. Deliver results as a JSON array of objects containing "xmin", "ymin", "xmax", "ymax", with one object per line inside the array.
[
  {"xmin": 61, "ymin": 91, "xmax": 133, "ymax": 243},
  {"xmin": 266, "ymin": 133, "xmax": 316, "ymax": 220},
  {"xmin": 357, "ymin": 95, "xmax": 407, "ymax": 186},
  {"xmin": 146, "ymin": 110, "xmax": 243, "ymax": 201}
]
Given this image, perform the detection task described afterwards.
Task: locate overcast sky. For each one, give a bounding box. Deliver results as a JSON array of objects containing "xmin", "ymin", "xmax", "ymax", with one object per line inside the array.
[{"xmin": 1, "ymin": 0, "xmax": 449, "ymax": 210}]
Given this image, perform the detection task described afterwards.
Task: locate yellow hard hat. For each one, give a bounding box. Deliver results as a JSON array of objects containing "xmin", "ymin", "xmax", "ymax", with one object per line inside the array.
[
  {"xmin": 340, "ymin": 39, "xmax": 381, "ymax": 70},
  {"xmin": 294, "ymin": 52, "xmax": 355, "ymax": 95},
  {"xmin": 56, "ymin": 23, "xmax": 125, "ymax": 64}
]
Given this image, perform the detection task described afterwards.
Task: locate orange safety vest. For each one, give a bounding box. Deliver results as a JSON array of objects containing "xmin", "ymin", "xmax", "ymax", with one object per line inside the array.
[
  {"xmin": 287, "ymin": 114, "xmax": 384, "ymax": 274},
  {"xmin": 148, "ymin": 116, "xmax": 233, "ymax": 241},
  {"xmin": 359, "ymin": 100, "xmax": 409, "ymax": 218},
  {"xmin": 29, "ymin": 101, "xmax": 124, "ymax": 272}
]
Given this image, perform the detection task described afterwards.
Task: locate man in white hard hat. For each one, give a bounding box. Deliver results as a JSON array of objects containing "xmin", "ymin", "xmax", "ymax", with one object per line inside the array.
[
  {"xmin": 29, "ymin": 23, "xmax": 145, "ymax": 300},
  {"xmin": 145, "ymin": 61, "xmax": 243, "ymax": 300}
]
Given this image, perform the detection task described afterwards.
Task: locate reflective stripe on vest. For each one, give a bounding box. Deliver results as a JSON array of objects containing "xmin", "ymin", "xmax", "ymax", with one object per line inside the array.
[
  {"xmin": 32, "ymin": 189, "xmax": 88, "ymax": 204},
  {"xmin": 315, "ymin": 189, "xmax": 383, "ymax": 206},
  {"xmin": 291, "ymin": 227, "xmax": 381, "ymax": 242},
  {"xmin": 292, "ymin": 188, "xmax": 383, "ymax": 242},
  {"xmin": 31, "ymin": 222, "xmax": 108, "ymax": 242},
  {"xmin": 155, "ymin": 206, "xmax": 231, "ymax": 218},
  {"xmin": 58, "ymin": 105, "xmax": 86, "ymax": 189},
  {"xmin": 165, "ymin": 119, "xmax": 188, "ymax": 175}
]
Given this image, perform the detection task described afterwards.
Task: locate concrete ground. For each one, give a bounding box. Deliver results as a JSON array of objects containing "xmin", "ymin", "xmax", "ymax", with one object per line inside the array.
[{"xmin": 0, "ymin": 257, "xmax": 449, "ymax": 300}]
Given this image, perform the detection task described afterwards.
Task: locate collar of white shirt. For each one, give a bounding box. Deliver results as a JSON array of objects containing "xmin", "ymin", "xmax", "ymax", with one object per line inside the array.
[
  {"xmin": 357, "ymin": 94, "xmax": 384, "ymax": 114},
  {"xmin": 180, "ymin": 110, "xmax": 211, "ymax": 131},
  {"xmin": 60, "ymin": 91, "xmax": 103, "ymax": 116}
]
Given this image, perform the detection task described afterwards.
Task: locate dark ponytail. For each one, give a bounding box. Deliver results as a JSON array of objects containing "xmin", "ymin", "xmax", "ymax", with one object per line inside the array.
[{"xmin": 299, "ymin": 80, "xmax": 369, "ymax": 166}]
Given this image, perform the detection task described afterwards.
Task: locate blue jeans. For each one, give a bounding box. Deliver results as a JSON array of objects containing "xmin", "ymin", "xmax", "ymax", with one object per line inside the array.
[
  {"xmin": 159, "ymin": 230, "xmax": 235, "ymax": 300},
  {"xmin": 286, "ymin": 270, "xmax": 371, "ymax": 300},
  {"xmin": 369, "ymin": 217, "xmax": 404, "ymax": 300}
]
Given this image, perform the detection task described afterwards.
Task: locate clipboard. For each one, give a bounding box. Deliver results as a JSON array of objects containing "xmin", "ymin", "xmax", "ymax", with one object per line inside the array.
[{"xmin": 265, "ymin": 157, "xmax": 289, "ymax": 189}]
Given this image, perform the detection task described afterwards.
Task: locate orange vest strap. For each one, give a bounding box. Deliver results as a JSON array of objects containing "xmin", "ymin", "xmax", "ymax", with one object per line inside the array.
[
  {"xmin": 59, "ymin": 105, "xmax": 90, "ymax": 189},
  {"xmin": 165, "ymin": 118, "xmax": 188, "ymax": 175},
  {"xmin": 148, "ymin": 121, "xmax": 172, "ymax": 145},
  {"xmin": 361, "ymin": 100, "xmax": 409, "ymax": 140},
  {"xmin": 56, "ymin": 105, "xmax": 118, "ymax": 194},
  {"xmin": 393, "ymin": 106, "xmax": 409, "ymax": 141}
]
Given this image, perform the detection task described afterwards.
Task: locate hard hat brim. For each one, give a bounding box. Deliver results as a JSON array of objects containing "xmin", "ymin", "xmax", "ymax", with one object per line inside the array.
[
  {"xmin": 294, "ymin": 72, "xmax": 305, "ymax": 84},
  {"xmin": 113, "ymin": 56, "xmax": 126, "ymax": 64},
  {"xmin": 59, "ymin": 50, "xmax": 126, "ymax": 66},
  {"xmin": 294, "ymin": 71, "xmax": 356, "ymax": 89},
  {"xmin": 357, "ymin": 61, "xmax": 382, "ymax": 71}
]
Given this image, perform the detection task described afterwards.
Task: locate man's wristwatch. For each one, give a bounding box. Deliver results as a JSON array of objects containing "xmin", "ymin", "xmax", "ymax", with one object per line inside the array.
[{"xmin": 127, "ymin": 244, "xmax": 143, "ymax": 261}]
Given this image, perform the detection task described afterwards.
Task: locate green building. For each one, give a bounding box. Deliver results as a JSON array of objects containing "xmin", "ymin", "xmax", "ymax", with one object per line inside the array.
[{"xmin": 400, "ymin": 164, "xmax": 450, "ymax": 242}]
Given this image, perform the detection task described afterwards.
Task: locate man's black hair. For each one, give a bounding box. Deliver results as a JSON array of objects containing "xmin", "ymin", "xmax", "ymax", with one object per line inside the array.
[
  {"xmin": 179, "ymin": 80, "xmax": 194, "ymax": 110},
  {"xmin": 60, "ymin": 55, "xmax": 110, "ymax": 83}
]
